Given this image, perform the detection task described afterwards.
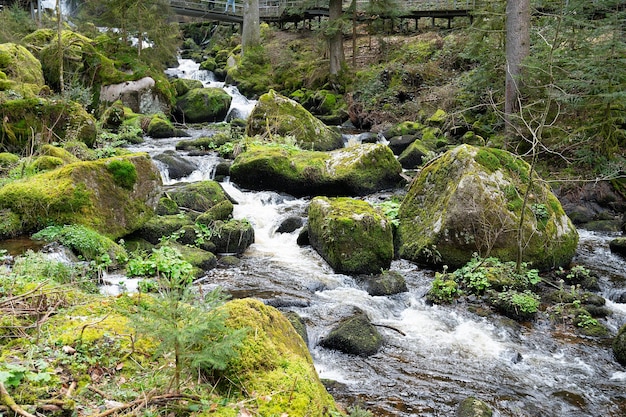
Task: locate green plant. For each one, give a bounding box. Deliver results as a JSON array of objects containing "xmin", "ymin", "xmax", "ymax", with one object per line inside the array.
[
  {"xmin": 0, "ymin": 363, "xmax": 51, "ymax": 388},
  {"xmin": 427, "ymin": 272, "xmax": 459, "ymax": 304},
  {"xmin": 575, "ymin": 311, "xmax": 598, "ymax": 329},
  {"xmin": 107, "ymin": 159, "xmax": 138, "ymax": 190},
  {"xmin": 133, "ymin": 245, "xmax": 246, "ymax": 390},
  {"xmin": 531, "ymin": 203, "xmax": 549, "ymax": 222},
  {"xmin": 493, "ymin": 290, "xmax": 540, "ymax": 321},
  {"xmin": 375, "ymin": 198, "xmax": 401, "ymax": 227}
]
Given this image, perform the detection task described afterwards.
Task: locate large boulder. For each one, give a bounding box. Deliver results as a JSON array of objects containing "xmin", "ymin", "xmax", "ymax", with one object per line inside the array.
[
  {"xmin": 174, "ymin": 87, "xmax": 232, "ymax": 123},
  {"xmin": 0, "ymin": 98, "xmax": 97, "ymax": 152},
  {"xmin": 230, "ymin": 143, "xmax": 402, "ymax": 197},
  {"xmin": 210, "ymin": 219, "xmax": 255, "ymax": 254},
  {"xmin": 0, "ymin": 153, "xmax": 161, "ymax": 239},
  {"xmin": 398, "ymin": 145, "xmax": 578, "ymax": 270},
  {"xmin": 0, "ymin": 43, "xmax": 45, "ymax": 98},
  {"xmin": 246, "ymin": 89, "xmax": 343, "ymax": 151},
  {"xmin": 100, "ymin": 76, "xmax": 169, "ymax": 115},
  {"xmin": 219, "ymin": 298, "xmax": 340, "ymax": 416},
  {"xmin": 308, "ymin": 197, "xmax": 394, "ymax": 275}
]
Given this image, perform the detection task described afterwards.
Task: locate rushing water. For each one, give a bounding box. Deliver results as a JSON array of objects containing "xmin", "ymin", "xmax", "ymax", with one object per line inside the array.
[
  {"xmin": 119, "ymin": 60, "xmax": 626, "ymax": 415},
  {"xmin": 123, "ymin": 122, "xmax": 626, "ymax": 416}
]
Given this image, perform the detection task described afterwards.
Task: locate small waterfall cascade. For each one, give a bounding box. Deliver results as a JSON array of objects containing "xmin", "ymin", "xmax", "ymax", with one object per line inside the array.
[{"xmin": 165, "ymin": 58, "xmax": 257, "ymax": 121}]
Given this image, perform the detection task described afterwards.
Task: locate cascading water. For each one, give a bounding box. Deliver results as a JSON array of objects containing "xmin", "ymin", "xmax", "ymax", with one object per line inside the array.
[
  {"xmin": 126, "ymin": 129, "xmax": 626, "ymax": 415},
  {"xmin": 120, "ymin": 62, "xmax": 626, "ymax": 416}
]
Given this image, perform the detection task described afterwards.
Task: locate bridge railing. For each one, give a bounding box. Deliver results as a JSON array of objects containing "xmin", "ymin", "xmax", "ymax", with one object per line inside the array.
[{"xmin": 170, "ymin": 0, "xmax": 478, "ymax": 19}]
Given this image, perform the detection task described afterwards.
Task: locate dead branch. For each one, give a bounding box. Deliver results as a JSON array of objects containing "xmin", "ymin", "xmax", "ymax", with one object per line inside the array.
[
  {"xmin": 0, "ymin": 381, "xmax": 38, "ymax": 417},
  {"xmin": 85, "ymin": 392, "xmax": 201, "ymax": 417}
]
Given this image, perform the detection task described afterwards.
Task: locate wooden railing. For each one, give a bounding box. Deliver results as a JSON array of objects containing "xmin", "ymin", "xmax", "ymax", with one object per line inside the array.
[{"xmin": 170, "ymin": 0, "xmax": 478, "ymax": 20}]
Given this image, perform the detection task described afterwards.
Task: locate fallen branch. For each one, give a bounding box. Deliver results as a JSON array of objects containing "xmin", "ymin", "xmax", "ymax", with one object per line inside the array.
[
  {"xmin": 372, "ymin": 323, "xmax": 406, "ymax": 336},
  {"xmin": 0, "ymin": 381, "xmax": 38, "ymax": 417},
  {"xmin": 86, "ymin": 392, "xmax": 201, "ymax": 417}
]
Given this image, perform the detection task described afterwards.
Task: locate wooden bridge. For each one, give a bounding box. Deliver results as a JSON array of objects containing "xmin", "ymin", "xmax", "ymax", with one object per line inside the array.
[{"xmin": 170, "ymin": 0, "xmax": 477, "ymax": 25}]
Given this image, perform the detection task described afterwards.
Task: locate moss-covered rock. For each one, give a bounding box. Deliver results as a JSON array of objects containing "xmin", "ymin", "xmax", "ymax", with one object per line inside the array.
[
  {"xmin": 456, "ymin": 397, "xmax": 493, "ymax": 417},
  {"xmin": 0, "ymin": 43, "xmax": 45, "ymax": 86},
  {"xmin": 29, "ymin": 155, "xmax": 64, "ymax": 172},
  {"xmin": 155, "ymin": 197, "xmax": 180, "ymax": 215},
  {"xmin": 319, "ymin": 310, "xmax": 383, "ymax": 356},
  {"xmin": 146, "ymin": 113, "xmax": 177, "ymax": 138},
  {"xmin": 358, "ymin": 270, "xmax": 408, "ymax": 296},
  {"xmin": 0, "ymin": 152, "xmax": 19, "ymax": 167},
  {"xmin": 609, "ymin": 237, "xmax": 626, "ymax": 257},
  {"xmin": 219, "ymin": 298, "xmax": 339, "ymax": 416},
  {"xmin": 246, "ymin": 90, "xmax": 343, "ymax": 151},
  {"xmin": 166, "ymin": 180, "xmax": 229, "ymax": 212},
  {"xmin": 135, "ymin": 214, "xmax": 192, "ymax": 245},
  {"xmin": 308, "ymin": 197, "xmax": 394, "ymax": 274},
  {"xmin": 613, "ymin": 324, "xmax": 626, "ymax": 365},
  {"xmin": 100, "ymin": 77, "xmax": 171, "ymax": 115},
  {"xmin": 40, "ymin": 144, "xmax": 80, "ymax": 164},
  {"xmin": 0, "ymin": 153, "xmax": 161, "ymax": 239},
  {"xmin": 196, "ymin": 199, "xmax": 234, "ymax": 224},
  {"xmin": 171, "ymin": 78, "xmax": 204, "ymax": 97},
  {"xmin": 210, "ymin": 219, "xmax": 255, "ymax": 254},
  {"xmin": 398, "ymin": 145, "xmax": 578, "ymax": 270},
  {"xmin": 230, "ymin": 143, "xmax": 402, "ymax": 197},
  {"xmin": 0, "ymin": 98, "xmax": 97, "ymax": 152},
  {"xmin": 397, "ymin": 138, "xmax": 431, "ymax": 169},
  {"xmin": 174, "ymin": 87, "xmax": 232, "ymax": 123},
  {"xmin": 167, "ymin": 241, "xmax": 217, "ymax": 273},
  {"xmin": 36, "ymin": 30, "xmax": 92, "ymax": 91}
]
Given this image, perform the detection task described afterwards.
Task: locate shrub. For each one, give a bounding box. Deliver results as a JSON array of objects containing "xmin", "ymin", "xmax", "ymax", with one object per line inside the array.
[
  {"xmin": 491, "ymin": 290, "xmax": 540, "ymax": 321},
  {"xmin": 427, "ymin": 272, "xmax": 459, "ymax": 304}
]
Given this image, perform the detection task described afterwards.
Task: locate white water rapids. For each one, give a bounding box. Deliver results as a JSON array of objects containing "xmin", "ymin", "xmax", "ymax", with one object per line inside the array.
[{"xmin": 119, "ymin": 61, "xmax": 626, "ymax": 416}]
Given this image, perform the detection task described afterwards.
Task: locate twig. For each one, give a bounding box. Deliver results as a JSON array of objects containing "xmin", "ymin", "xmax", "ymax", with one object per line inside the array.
[
  {"xmin": 87, "ymin": 385, "xmax": 111, "ymax": 400},
  {"xmin": 0, "ymin": 380, "xmax": 38, "ymax": 417},
  {"xmin": 372, "ymin": 323, "xmax": 407, "ymax": 336},
  {"xmin": 85, "ymin": 393, "xmax": 201, "ymax": 417}
]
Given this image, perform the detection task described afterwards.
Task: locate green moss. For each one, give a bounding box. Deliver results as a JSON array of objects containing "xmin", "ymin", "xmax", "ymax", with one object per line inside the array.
[
  {"xmin": 219, "ymin": 299, "xmax": 338, "ymax": 416},
  {"xmin": 30, "ymin": 155, "xmax": 64, "ymax": 172},
  {"xmin": 308, "ymin": 197, "xmax": 394, "ymax": 274},
  {"xmin": 0, "ymin": 43, "xmax": 45, "ymax": 85},
  {"xmin": 231, "ymin": 142, "xmax": 401, "ymax": 197},
  {"xmin": 107, "ymin": 159, "xmax": 138, "ymax": 190},
  {"xmin": 168, "ymin": 180, "xmax": 228, "ymax": 212},
  {"xmin": 0, "ymin": 152, "xmax": 19, "ymax": 167},
  {"xmin": 0, "ymin": 154, "xmax": 159, "ymax": 239}
]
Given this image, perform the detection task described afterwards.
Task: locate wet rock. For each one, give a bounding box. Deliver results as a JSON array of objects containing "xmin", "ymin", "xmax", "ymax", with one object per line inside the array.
[
  {"xmin": 275, "ymin": 216, "xmax": 304, "ymax": 234},
  {"xmin": 398, "ymin": 145, "xmax": 579, "ymax": 270},
  {"xmin": 456, "ymin": 397, "xmax": 492, "ymax": 417},
  {"xmin": 614, "ymin": 324, "xmax": 626, "ymax": 365},
  {"xmin": 609, "ymin": 237, "xmax": 626, "ymax": 257},
  {"xmin": 155, "ymin": 197, "xmax": 179, "ymax": 215},
  {"xmin": 319, "ymin": 310, "xmax": 383, "ymax": 356},
  {"xmin": 308, "ymin": 197, "xmax": 394, "ymax": 275},
  {"xmin": 387, "ymin": 134, "xmax": 417, "ymax": 155},
  {"xmin": 358, "ymin": 270, "xmax": 408, "ymax": 296},
  {"xmin": 154, "ymin": 150, "xmax": 197, "ymax": 180},
  {"xmin": 210, "ymin": 219, "xmax": 254, "ymax": 254},
  {"xmin": 397, "ymin": 139, "xmax": 430, "ymax": 169},
  {"xmin": 296, "ymin": 227, "xmax": 309, "ymax": 246}
]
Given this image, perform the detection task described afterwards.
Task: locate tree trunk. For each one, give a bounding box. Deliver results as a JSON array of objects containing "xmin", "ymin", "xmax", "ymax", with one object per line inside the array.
[
  {"xmin": 242, "ymin": 0, "xmax": 260, "ymax": 54},
  {"xmin": 504, "ymin": 0, "xmax": 530, "ymax": 143},
  {"xmin": 328, "ymin": 0, "xmax": 345, "ymax": 77},
  {"xmin": 56, "ymin": 0, "xmax": 64, "ymax": 93}
]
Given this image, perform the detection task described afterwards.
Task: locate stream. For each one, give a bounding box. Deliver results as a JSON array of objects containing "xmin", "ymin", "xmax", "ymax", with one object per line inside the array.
[{"xmin": 8, "ymin": 59, "xmax": 623, "ymax": 416}]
